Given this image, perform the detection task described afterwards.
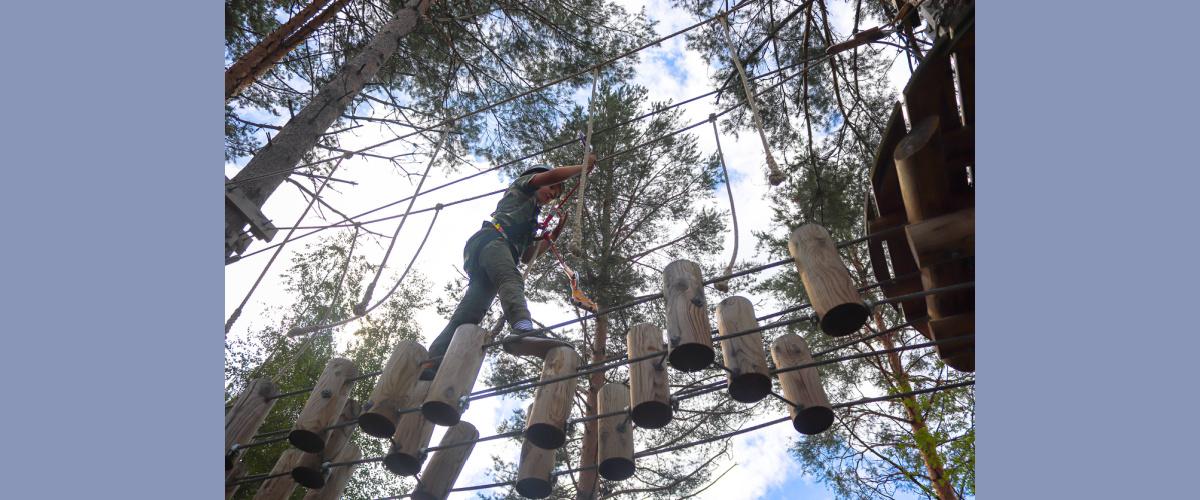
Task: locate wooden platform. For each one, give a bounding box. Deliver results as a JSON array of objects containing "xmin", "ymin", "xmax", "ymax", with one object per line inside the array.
[{"xmin": 865, "ymin": 10, "xmax": 974, "ymax": 372}]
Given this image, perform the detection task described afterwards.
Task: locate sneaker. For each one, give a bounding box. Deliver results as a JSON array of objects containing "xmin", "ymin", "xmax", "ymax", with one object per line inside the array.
[{"xmin": 500, "ymin": 327, "xmax": 573, "ymax": 359}]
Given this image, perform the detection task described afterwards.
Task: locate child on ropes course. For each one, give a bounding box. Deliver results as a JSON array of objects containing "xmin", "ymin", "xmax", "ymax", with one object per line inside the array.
[{"xmin": 419, "ymin": 153, "xmax": 597, "ymax": 380}]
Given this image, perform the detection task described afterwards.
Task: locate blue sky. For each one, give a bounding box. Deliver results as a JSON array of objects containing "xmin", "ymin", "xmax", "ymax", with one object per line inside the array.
[{"xmin": 224, "ymin": 1, "xmax": 940, "ymax": 498}]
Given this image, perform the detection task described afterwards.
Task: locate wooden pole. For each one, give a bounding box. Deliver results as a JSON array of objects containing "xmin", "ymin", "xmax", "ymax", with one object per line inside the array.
[
  {"xmin": 770, "ymin": 334, "xmax": 834, "ymax": 435},
  {"xmin": 303, "ymin": 442, "xmax": 362, "ymax": 500},
  {"xmin": 662, "ymin": 259, "xmax": 715, "ymax": 371},
  {"xmin": 384, "ymin": 379, "xmax": 436, "ymax": 475},
  {"xmin": 422, "ymin": 324, "xmax": 487, "ymax": 426},
  {"xmin": 626, "ymin": 323, "xmax": 672, "ymax": 428},
  {"xmin": 293, "ymin": 398, "xmax": 361, "ymax": 488},
  {"xmin": 413, "ymin": 421, "xmax": 479, "ymax": 500},
  {"xmin": 226, "ymin": 377, "xmax": 278, "ymax": 469},
  {"xmin": 788, "ymin": 224, "xmax": 869, "ymax": 336},
  {"xmin": 715, "ymin": 296, "xmax": 772, "ymax": 403},
  {"xmin": 252, "ymin": 448, "xmax": 304, "ymax": 500},
  {"xmin": 516, "ymin": 404, "xmax": 557, "ymax": 498},
  {"xmin": 597, "ymin": 383, "xmax": 635, "ymax": 481},
  {"xmin": 360, "ymin": 340, "xmax": 427, "ymax": 438},
  {"xmin": 224, "ymin": 0, "xmax": 436, "ymax": 257},
  {"xmin": 290, "ymin": 358, "xmax": 359, "ymax": 453},
  {"xmin": 526, "ymin": 346, "xmax": 581, "ymax": 449}
]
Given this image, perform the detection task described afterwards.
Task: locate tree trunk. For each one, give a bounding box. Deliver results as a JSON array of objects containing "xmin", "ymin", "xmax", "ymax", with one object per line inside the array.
[
  {"xmin": 873, "ymin": 309, "xmax": 958, "ymax": 500},
  {"xmin": 225, "ymin": 0, "xmax": 351, "ymax": 101},
  {"xmin": 225, "ymin": 0, "xmax": 434, "ymax": 257},
  {"xmin": 576, "ymin": 313, "xmax": 607, "ymax": 499}
]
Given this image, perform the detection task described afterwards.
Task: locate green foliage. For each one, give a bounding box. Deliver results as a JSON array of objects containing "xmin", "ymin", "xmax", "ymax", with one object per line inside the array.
[
  {"xmin": 224, "ymin": 0, "xmax": 657, "ymax": 170},
  {"xmin": 225, "ymin": 229, "xmax": 431, "ymax": 499},
  {"xmin": 670, "ymin": 1, "xmax": 975, "ymax": 497},
  {"xmin": 473, "ymin": 74, "xmax": 775, "ymax": 499}
]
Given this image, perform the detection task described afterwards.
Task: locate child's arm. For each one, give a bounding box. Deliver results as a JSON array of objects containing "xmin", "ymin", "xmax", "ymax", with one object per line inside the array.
[{"xmin": 529, "ymin": 153, "xmax": 596, "ymax": 187}]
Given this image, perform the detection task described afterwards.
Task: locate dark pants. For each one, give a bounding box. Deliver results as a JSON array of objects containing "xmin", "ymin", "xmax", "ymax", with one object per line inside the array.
[{"xmin": 427, "ymin": 238, "xmax": 532, "ymax": 358}]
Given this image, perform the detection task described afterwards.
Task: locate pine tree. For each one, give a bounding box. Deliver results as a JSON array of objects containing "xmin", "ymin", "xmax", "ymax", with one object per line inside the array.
[
  {"xmin": 475, "ymin": 78, "xmax": 790, "ymax": 500},
  {"xmin": 676, "ymin": 1, "xmax": 974, "ymax": 497},
  {"xmin": 225, "ymin": 229, "xmax": 432, "ymax": 499}
]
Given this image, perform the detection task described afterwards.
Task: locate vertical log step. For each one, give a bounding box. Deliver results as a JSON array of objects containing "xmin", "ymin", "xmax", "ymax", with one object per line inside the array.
[
  {"xmin": 413, "ymin": 421, "xmax": 479, "ymax": 500},
  {"xmin": 662, "ymin": 259, "xmax": 715, "ymax": 371},
  {"xmin": 252, "ymin": 448, "xmax": 304, "ymax": 500},
  {"xmin": 226, "ymin": 377, "xmax": 278, "ymax": 469},
  {"xmin": 290, "ymin": 358, "xmax": 359, "ymax": 453},
  {"xmin": 525, "ymin": 346, "xmax": 581, "ymax": 449},
  {"xmin": 771, "ymin": 334, "xmax": 834, "ymax": 435},
  {"xmin": 422, "ymin": 324, "xmax": 487, "ymax": 426},
  {"xmin": 303, "ymin": 442, "xmax": 362, "ymax": 500},
  {"xmin": 597, "ymin": 383, "xmax": 635, "ymax": 481},
  {"xmin": 626, "ymin": 323, "xmax": 672, "ymax": 428},
  {"xmin": 788, "ymin": 225, "xmax": 869, "ymax": 336},
  {"xmin": 360, "ymin": 340, "xmax": 427, "ymax": 438},
  {"xmin": 516, "ymin": 404, "xmax": 556, "ymax": 499},
  {"xmin": 384, "ymin": 379, "xmax": 436, "ymax": 476},
  {"xmin": 225, "ymin": 459, "xmax": 245, "ymax": 499},
  {"xmin": 715, "ymin": 296, "xmax": 771, "ymax": 403},
  {"xmin": 293, "ymin": 398, "xmax": 361, "ymax": 488}
]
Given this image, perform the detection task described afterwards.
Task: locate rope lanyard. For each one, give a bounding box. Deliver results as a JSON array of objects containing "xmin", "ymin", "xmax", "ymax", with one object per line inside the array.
[
  {"xmin": 718, "ymin": 12, "xmax": 785, "ymax": 186},
  {"xmin": 570, "ymin": 67, "xmax": 601, "ymax": 254}
]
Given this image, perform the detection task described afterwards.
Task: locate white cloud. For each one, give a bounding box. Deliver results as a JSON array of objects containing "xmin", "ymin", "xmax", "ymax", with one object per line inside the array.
[{"xmin": 226, "ymin": 1, "xmax": 917, "ymax": 497}]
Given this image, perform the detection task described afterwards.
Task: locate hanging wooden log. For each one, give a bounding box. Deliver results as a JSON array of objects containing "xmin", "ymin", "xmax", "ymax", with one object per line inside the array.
[
  {"xmin": 225, "ymin": 459, "xmax": 245, "ymax": 499},
  {"xmin": 412, "ymin": 421, "xmax": 478, "ymax": 500},
  {"xmin": 525, "ymin": 346, "xmax": 580, "ymax": 449},
  {"xmin": 226, "ymin": 377, "xmax": 278, "ymax": 469},
  {"xmin": 516, "ymin": 404, "xmax": 557, "ymax": 499},
  {"xmin": 422, "ymin": 324, "xmax": 486, "ymax": 426},
  {"xmin": 252, "ymin": 448, "xmax": 303, "ymax": 500},
  {"xmin": 626, "ymin": 323, "xmax": 672, "ymax": 428},
  {"xmin": 384, "ymin": 379, "xmax": 436, "ymax": 476},
  {"xmin": 293, "ymin": 398, "xmax": 361, "ymax": 488},
  {"xmin": 291, "ymin": 358, "xmax": 358, "ymax": 453},
  {"xmin": 788, "ymin": 224, "xmax": 869, "ymax": 337},
  {"xmin": 360, "ymin": 340, "xmax": 427, "ymax": 438},
  {"xmin": 662, "ymin": 259, "xmax": 715, "ymax": 371},
  {"xmin": 771, "ymin": 334, "xmax": 834, "ymax": 435},
  {"xmin": 597, "ymin": 383, "xmax": 635, "ymax": 481},
  {"xmin": 715, "ymin": 296, "xmax": 771, "ymax": 403},
  {"xmin": 302, "ymin": 442, "xmax": 361, "ymax": 500}
]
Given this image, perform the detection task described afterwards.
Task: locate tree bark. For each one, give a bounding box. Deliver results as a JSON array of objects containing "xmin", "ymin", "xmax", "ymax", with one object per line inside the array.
[
  {"xmin": 576, "ymin": 313, "xmax": 607, "ymax": 499},
  {"xmin": 225, "ymin": 0, "xmax": 434, "ymax": 256},
  {"xmin": 225, "ymin": 0, "xmax": 351, "ymax": 101},
  {"xmin": 873, "ymin": 309, "xmax": 958, "ymax": 500}
]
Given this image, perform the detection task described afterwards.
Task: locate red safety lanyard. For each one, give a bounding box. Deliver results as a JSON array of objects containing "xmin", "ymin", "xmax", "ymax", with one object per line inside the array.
[{"xmin": 533, "ymin": 180, "xmax": 598, "ymax": 312}]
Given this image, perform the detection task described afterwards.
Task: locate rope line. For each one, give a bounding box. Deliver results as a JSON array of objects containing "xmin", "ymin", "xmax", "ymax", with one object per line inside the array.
[
  {"xmin": 224, "ymin": 0, "xmax": 765, "ymax": 189},
  {"xmin": 356, "ymin": 130, "xmax": 449, "ymax": 314},
  {"xmin": 717, "ymin": 12, "xmax": 783, "ymax": 184},
  {"xmin": 356, "ymin": 380, "xmax": 973, "ymax": 498},
  {"xmin": 237, "ymin": 325, "xmax": 969, "ymax": 480},
  {"xmin": 571, "ymin": 68, "xmax": 600, "ymax": 254},
  {"xmin": 226, "ymin": 45, "xmax": 841, "ymax": 268},
  {"xmin": 286, "ymin": 205, "xmax": 444, "ymax": 338},
  {"xmin": 225, "ymin": 158, "xmax": 344, "ymax": 334},
  {"xmin": 251, "ymin": 235, "xmax": 960, "ymax": 405},
  {"xmin": 710, "ymin": 116, "xmax": 740, "ymax": 291}
]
